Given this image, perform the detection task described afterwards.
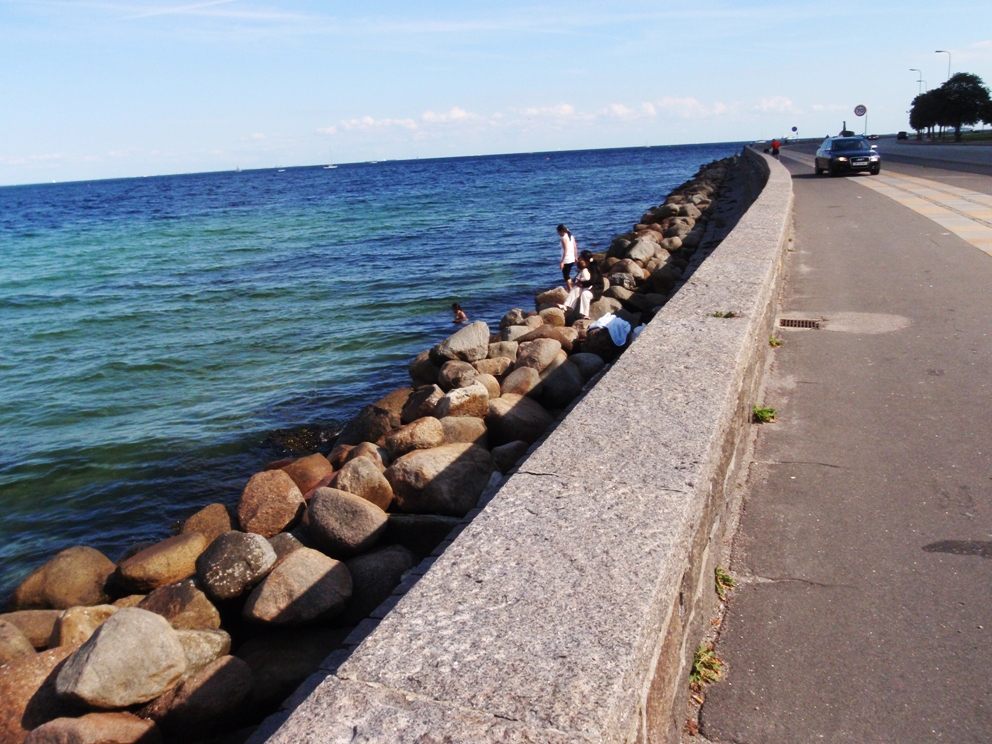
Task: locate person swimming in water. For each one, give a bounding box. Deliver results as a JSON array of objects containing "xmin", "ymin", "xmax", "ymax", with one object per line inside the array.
[{"xmin": 452, "ymin": 302, "xmax": 467, "ymax": 324}]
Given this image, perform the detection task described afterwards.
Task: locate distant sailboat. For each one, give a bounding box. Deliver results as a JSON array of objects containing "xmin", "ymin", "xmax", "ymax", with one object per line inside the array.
[
  {"xmin": 323, "ymin": 164, "xmax": 337, "ymax": 169},
  {"xmin": 235, "ymin": 166, "xmax": 241, "ymax": 172}
]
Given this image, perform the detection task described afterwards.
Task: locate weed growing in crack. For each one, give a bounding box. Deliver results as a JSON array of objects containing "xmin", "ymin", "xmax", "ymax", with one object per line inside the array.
[
  {"xmin": 711, "ymin": 311, "xmax": 738, "ymax": 318},
  {"xmin": 715, "ymin": 566, "xmax": 735, "ymax": 599},
  {"xmin": 753, "ymin": 405, "xmax": 777, "ymax": 423},
  {"xmin": 690, "ymin": 644, "xmax": 724, "ymax": 688},
  {"xmin": 769, "ymin": 336, "xmax": 783, "ymax": 347}
]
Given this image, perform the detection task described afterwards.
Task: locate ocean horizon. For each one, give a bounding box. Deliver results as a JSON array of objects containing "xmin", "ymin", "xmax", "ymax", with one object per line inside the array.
[{"xmin": 0, "ymin": 142, "xmax": 744, "ymax": 599}]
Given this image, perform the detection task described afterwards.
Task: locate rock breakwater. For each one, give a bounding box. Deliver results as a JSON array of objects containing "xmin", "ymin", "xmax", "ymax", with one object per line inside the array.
[{"xmin": 1, "ymin": 156, "xmax": 737, "ymax": 744}]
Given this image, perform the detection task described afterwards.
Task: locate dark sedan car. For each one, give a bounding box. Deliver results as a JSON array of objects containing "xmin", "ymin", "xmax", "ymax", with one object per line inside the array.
[{"xmin": 814, "ymin": 136, "xmax": 881, "ymax": 176}]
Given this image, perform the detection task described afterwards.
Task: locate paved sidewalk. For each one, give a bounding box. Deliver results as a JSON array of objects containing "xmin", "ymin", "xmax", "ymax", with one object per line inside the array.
[{"xmin": 699, "ymin": 150, "xmax": 992, "ymax": 742}]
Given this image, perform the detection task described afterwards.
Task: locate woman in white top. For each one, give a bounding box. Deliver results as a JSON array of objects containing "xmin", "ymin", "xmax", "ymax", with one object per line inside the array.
[{"xmin": 557, "ymin": 224, "xmax": 577, "ymax": 289}]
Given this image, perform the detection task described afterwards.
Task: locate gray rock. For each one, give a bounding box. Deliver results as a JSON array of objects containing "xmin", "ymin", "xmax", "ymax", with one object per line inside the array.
[
  {"xmin": 514, "ymin": 339, "xmax": 562, "ymax": 372},
  {"xmin": 242, "ymin": 548, "xmax": 352, "ymax": 625},
  {"xmin": 432, "ymin": 382, "xmax": 490, "ymax": 419},
  {"xmin": 438, "ymin": 416, "xmax": 488, "ymax": 448},
  {"xmin": 514, "ymin": 326, "xmax": 577, "ymax": 353},
  {"xmin": 500, "ymin": 366, "xmax": 542, "ymax": 397},
  {"xmin": 55, "ymin": 608, "xmax": 187, "ymax": 709},
  {"xmin": 330, "ymin": 456, "xmax": 394, "ymax": 511},
  {"xmin": 437, "ymin": 360, "xmax": 478, "ymax": 392},
  {"xmin": 604, "ymin": 285, "xmax": 634, "ymax": 302},
  {"xmin": 499, "ymin": 325, "xmax": 531, "ymax": 343},
  {"xmin": 610, "ymin": 272, "xmax": 638, "ymax": 290},
  {"xmin": 588, "ymin": 296, "xmax": 623, "ymax": 321},
  {"xmin": 195, "ymin": 532, "xmax": 277, "ymax": 601},
  {"xmin": 522, "ymin": 315, "xmax": 544, "ymax": 330},
  {"xmin": 660, "ymin": 236, "xmax": 681, "ymax": 252},
  {"xmin": 498, "ymin": 309, "xmax": 526, "ymax": 329},
  {"xmin": 485, "ymin": 394, "xmax": 555, "ymax": 446},
  {"xmin": 384, "ymin": 515, "xmax": 461, "ymax": 557},
  {"xmin": 539, "ymin": 360, "xmax": 585, "ymax": 409},
  {"xmin": 307, "ymin": 488, "xmax": 388, "ymax": 557},
  {"xmin": 385, "ymin": 444, "xmax": 495, "ymax": 517},
  {"xmin": 408, "ymin": 350, "xmax": 440, "ymax": 385},
  {"xmin": 400, "ymin": 384, "xmax": 444, "ymax": 424},
  {"xmin": 340, "ymin": 546, "xmax": 417, "ymax": 625},
  {"xmin": 335, "ymin": 404, "xmax": 395, "ymax": 447},
  {"xmin": 176, "ymin": 629, "xmax": 231, "ymax": 679},
  {"xmin": 535, "ymin": 287, "xmax": 568, "ymax": 307},
  {"xmin": 568, "ymin": 352, "xmax": 606, "ymax": 381},
  {"xmin": 343, "ymin": 442, "xmax": 391, "ymax": 473},
  {"xmin": 385, "ymin": 417, "xmax": 446, "ymax": 460},
  {"xmin": 472, "ymin": 357, "xmax": 513, "ymax": 378},
  {"xmin": 487, "ymin": 341, "xmax": 518, "ymax": 361},
  {"xmin": 430, "ymin": 321, "xmax": 490, "ymax": 364},
  {"xmin": 490, "ymin": 440, "xmax": 530, "ymax": 474},
  {"xmin": 626, "ymin": 239, "xmax": 656, "ymax": 262}
]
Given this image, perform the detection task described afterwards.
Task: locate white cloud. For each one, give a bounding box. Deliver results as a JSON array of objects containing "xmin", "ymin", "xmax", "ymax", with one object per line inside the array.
[
  {"xmin": 339, "ymin": 116, "xmax": 418, "ymax": 131},
  {"xmin": 421, "ymin": 107, "xmax": 478, "ymax": 123},
  {"xmin": 518, "ymin": 103, "xmax": 580, "ymax": 118},
  {"xmin": 251, "ymin": 132, "xmax": 265, "ymax": 140},
  {"xmin": 755, "ymin": 96, "xmax": 800, "ymax": 114},
  {"xmin": 316, "ymin": 126, "xmax": 337, "ymax": 135},
  {"xmin": 604, "ymin": 103, "xmax": 638, "ymax": 120}
]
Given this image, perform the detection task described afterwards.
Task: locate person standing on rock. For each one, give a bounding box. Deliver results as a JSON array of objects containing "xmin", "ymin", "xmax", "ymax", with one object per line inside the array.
[{"xmin": 557, "ymin": 224, "xmax": 578, "ymax": 290}]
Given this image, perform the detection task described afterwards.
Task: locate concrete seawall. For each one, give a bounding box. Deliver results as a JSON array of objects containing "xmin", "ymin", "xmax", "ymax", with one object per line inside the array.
[{"xmin": 260, "ymin": 149, "xmax": 793, "ymax": 743}]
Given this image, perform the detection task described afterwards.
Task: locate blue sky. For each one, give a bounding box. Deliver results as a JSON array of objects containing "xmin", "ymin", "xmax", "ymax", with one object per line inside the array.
[{"xmin": 1, "ymin": 0, "xmax": 990, "ymax": 185}]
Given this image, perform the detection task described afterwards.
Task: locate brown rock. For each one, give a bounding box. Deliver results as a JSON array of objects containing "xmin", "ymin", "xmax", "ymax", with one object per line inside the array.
[
  {"xmin": 236, "ymin": 470, "xmax": 305, "ymax": 539},
  {"xmin": 137, "ymin": 580, "xmax": 220, "ymax": 631},
  {"xmin": 195, "ymin": 532, "xmax": 276, "ymax": 601},
  {"xmin": 340, "ymin": 546, "xmax": 417, "ymax": 625},
  {"xmin": 400, "ymin": 384, "xmax": 445, "ymax": 424},
  {"xmin": 523, "ymin": 315, "xmax": 544, "ymax": 330},
  {"xmin": 343, "ymin": 441, "xmax": 390, "ymax": 472},
  {"xmin": 330, "ymin": 456, "xmax": 394, "ymax": 511},
  {"xmin": 0, "ymin": 646, "xmax": 78, "ymax": 743},
  {"xmin": 280, "ymin": 454, "xmax": 334, "ymax": 497},
  {"xmin": 472, "ymin": 357, "xmax": 513, "ymax": 378},
  {"xmin": 242, "ymin": 548, "xmax": 352, "ymax": 625},
  {"xmin": 326, "ymin": 443, "xmax": 354, "ymax": 469},
  {"xmin": 568, "ymin": 352, "xmax": 606, "ymax": 381},
  {"xmin": 267, "ymin": 533, "xmax": 305, "ymax": 564},
  {"xmin": 438, "ymin": 416, "xmax": 488, "ymax": 448},
  {"xmin": 140, "ymin": 656, "xmax": 252, "ymax": 737},
  {"xmin": 385, "ymin": 417, "xmax": 445, "ymax": 460},
  {"xmin": 383, "ymin": 515, "xmax": 460, "ymax": 557},
  {"xmin": 114, "ymin": 534, "xmax": 208, "ymax": 594},
  {"xmin": 486, "ymin": 394, "xmax": 555, "ymax": 446},
  {"xmin": 473, "ymin": 373, "xmax": 501, "ymax": 400},
  {"xmin": 487, "ymin": 341, "xmax": 518, "ymax": 361},
  {"xmin": 0, "ymin": 611, "xmax": 61, "ymax": 650},
  {"xmin": 588, "ymin": 296, "xmax": 623, "ymax": 321},
  {"xmin": 498, "ymin": 309, "xmax": 526, "ymax": 329},
  {"xmin": 176, "ymin": 629, "xmax": 230, "ymax": 679},
  {"xmin": 437, "ymin": 360, "xmax": 478, "ymax": 392},
  {"xmin": 111, "ymin": 596, "xmax": 145, "ymax": 609},
  {"xmin": 500, "ymin": 366, "xmax": 542, "ymax": 397},
  {"xmin": 235, "ymin": 627, "xmax": 348, "ymax": 706},
  {"xmin": 306, "ymin": 488, "xmax": 388, "ymax": 557},
  {"xmin": 432, "ymin": 382, "xmax": 490, "ymax": 419},
  {"xmin": 10, "ymin": 548, "xmax": 115, "ymax": 611},
  {"xmin": 514, "ymin": 339, "xmax": 562, "ymax": 372},
  {"xmin": 535, "ymin": 286, "xmax": 568, "ymax": 307},
  {"xmin": 408, "ymin": 350, "xmax": 440, "ymax": 385},
  {"xmin": 49, "ymin": 606, "xmax": 118, "ymax": 648},
  {"xmin": 538, "ymin": 307, "xmax": 566, "ymax": 327},
  {"xmin": 179, "ymin": 504, "xmax": 232, "ymax": 546},
  {"xmin": 514, "ymin": 325, "xmax": 578, "ymax": 352},
  {"xmin": 490, "ymin": 440, "xmax": 530, "ymax": 473},
  {"xmin": 0, "ymin": 620, "xmax": 36, "ymax": 667},
  {"xmin": 385, "ymin": 444, "xmax": 495, "ymax": 517},
  {"xmin": 24, "ymin": 712, "xmax": 161, "ymax": 744},
  {"xmin": 334, "ymin": 404, "xmax": 394, "ymax": 447},
  {"xmin": 538, "ymin": 349, "xmax": 569, "ymax": 380},
  {"xmin": 372, "ymin": 387, "xmax": 412, "ymax": 429},
  {"xmin": 499, "ymin": 325, "xmax": 531, "ymax": 343},
  {"xmin": 539, "ymin": 360, "xmax": 586, "ymax": 409},
  {"xmin": 55, "ymin": 609, "xmax": 187, "ymax": 710}
]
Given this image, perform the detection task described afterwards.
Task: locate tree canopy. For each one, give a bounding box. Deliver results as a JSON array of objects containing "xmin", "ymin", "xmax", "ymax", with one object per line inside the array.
[{"xmin": 908, "ymin": 72, "xmax": 991, "ymax": 141}]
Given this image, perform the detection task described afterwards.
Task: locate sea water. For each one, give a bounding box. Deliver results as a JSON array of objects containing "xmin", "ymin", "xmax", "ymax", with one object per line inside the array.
[{"xmin": 0, "ymin": 143, "xmax": 742, "ymax": 598}]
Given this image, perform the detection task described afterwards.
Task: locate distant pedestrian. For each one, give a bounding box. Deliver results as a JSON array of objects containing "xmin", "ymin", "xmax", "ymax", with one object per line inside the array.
[
  {"xmin": 771, "ymin": 139, "xmax": 780, "ymax": 157},
  {"xmin": 451, "ymin": 302, "xmax": 467, "ymax": 325},
  {"xmin": 557, "ymin": 224, "xmax": 577, "ymax": 289}
]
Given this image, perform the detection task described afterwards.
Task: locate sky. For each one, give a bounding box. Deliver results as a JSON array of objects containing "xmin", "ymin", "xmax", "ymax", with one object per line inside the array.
[{"xmin": 1, "ymin": 0, "xmax": 990, "ymax": 185}]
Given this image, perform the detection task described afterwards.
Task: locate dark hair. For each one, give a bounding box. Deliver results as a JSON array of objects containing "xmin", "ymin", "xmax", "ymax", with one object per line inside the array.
[
  {"xmin": 579, "ymin": 249, "xmax": 593, "ymax": 261},
  {"xmin": 452, "ymin": 302, "xmax": 461, "ymax": 311},
  {"xmin": 557, "ymin": 224, "xmax": 571, "ymax": 236}
]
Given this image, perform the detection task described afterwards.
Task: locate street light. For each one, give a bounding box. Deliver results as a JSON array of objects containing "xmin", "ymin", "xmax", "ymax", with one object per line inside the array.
[
  {"xmin": 910, "ymin": 68, "xmax": 923, "ymax": 95},
  {"xmin": 935, "ymin": 50, "xmax": 951, "ymax": 81}
]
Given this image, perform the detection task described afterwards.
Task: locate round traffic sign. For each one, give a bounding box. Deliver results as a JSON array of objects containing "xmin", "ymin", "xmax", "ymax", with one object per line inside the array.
[
  {"xmin": 792, "ymin": 126, "xmax": 798, "ymax": 132},
  {"xmin": 854, "ymin": 105, "xmax": 867, "ymax": 117}
]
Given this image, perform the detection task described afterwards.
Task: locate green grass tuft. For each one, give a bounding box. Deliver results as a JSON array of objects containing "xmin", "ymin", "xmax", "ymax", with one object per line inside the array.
[
  {"xmin": 690, "ymin": 644, "xmax": 724, "ymax": 687},
  {"xmin": 753, "ymin": 405, "xmax": 777, "ymax": 423},
  {"xmin": 711, "ymin": 310, "xmax": 738, "ymax": 318},
  {"xmin": 769, "ymin": 336, "xmax": 783, "ymax": 347},
  {"xmin": 715, "ymin": 566, "xmax": 735, "ymax": 599}
]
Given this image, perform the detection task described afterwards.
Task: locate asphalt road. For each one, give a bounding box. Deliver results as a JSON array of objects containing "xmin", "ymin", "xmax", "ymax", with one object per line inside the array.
[{"xmin": 698, "ymin": 146, "xmax": 992, "ymax": 742}]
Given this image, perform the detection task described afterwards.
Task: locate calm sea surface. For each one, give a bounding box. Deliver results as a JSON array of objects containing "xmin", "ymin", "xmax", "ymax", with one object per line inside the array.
[{"xmin": 0, "ymin": 143, "xmax": 742, "ymax": 599}]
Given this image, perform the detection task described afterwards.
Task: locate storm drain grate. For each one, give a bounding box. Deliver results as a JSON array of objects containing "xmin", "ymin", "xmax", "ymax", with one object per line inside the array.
[{"xmin": 779, "ymin": 318, "xmax": 821, "ymax": 329}]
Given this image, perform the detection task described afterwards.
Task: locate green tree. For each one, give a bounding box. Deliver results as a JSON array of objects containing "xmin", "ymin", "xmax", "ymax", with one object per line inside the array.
[
  {"xmin": 909, "ymin": 89, "xmax": 943, "ymax": 140},
  {"xmin": 934, "ymin": 73, "xmax": 991, "ymax": 141}
]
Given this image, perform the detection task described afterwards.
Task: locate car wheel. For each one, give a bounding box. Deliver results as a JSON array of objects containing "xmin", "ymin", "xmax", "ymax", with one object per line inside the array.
[
  {"xmin": 828, "ymin": 164, "xmax": 839, "ymax": 177},
  {"xmin": 869, "ymin": 165, "xmax": 880, "ymax": 175}
]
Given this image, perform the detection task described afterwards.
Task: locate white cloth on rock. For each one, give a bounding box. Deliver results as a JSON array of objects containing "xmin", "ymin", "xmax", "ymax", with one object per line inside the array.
[{"xmin": 589, "ymin": 313, "xmax": 631, "ymax": 346}]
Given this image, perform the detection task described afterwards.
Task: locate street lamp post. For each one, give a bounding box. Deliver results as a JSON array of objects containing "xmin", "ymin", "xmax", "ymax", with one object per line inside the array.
[
  {"xmin": 910, "ymin": 68, "xmax": 923, "ymax": 96},
  {"xmin": 935, "ymin": 50, "xmax": 951, "ymax": 81}
]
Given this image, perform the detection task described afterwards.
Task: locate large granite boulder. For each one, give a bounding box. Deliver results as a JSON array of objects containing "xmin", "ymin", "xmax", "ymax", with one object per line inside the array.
[
  {"xmin": 179, "ymin": 504, "xmax": 232, "ymax": 545},
  {"xmin": 56, "ymin": 608, "xmax": 186, "ymax": 709},
  {"xmin": 340, "ymin": 546, "xmax": 417, "ymax": 625},
  {"xmin": 24, "ymin": 712, "xmax": 161, "ymax": 744},
  {"xmin": 538, "ymin": 307, "xmax": 565, "ymax": 327},
  {"xmin": 487, "ymin": 341, "xmax": 518, "ymax": 360},
  {"xmin": 568, "ymin": 352, "xmax": 606, "ymax": 381},
  {"xmin": 334, "ymin": 404, "xmax": 394, "ymax": 447},
  {"xmin": 514, "ymin": 339, "xmax": 562, "ymax": 372},
  {"xmin": 490, "ymin": 440, "xmax": 531, "ymax": 474},
  {"xmin": 486, "ymin": 394, "xmax": 555, "ymax": 446},
  {"xmin": 10, "ymin": 547, "xmax": 115, "ymax": 611},
  {"xmin": 514, "ymin": 325, "xmax": 578, "ymax": 352},
  {"xmin": 473, "ymin": 373, "xmax": 501, "ymax": 400},
  {"xmin": 330, "ymin": 457, "xmax": 394, "ymax": 511},
  {"xmin": 498, "ymin": 309, "xmax": 526, "ymax": 329},
  {"xmin": 140, "ymin": 655, "xmax": 253, "ymax": 737},
  {"xmin": 408, "ymin": 350, "xmax": 440, "ymax": 385},
  {"xmin": 500, "ymin": 325, "xmax": 531, "ymax": 343},
  {"xmin": 539, "ymin": 359, "xmax": 585, "ymax": 409},
  {"xmin": 0, "ymin": 611, "xmax": 61, "ymax": 650},
  {"xmin": 385, "ymin": 417, "xmax": 445, "ymax": 460},
  {"xmin": 437, "ymin": 360, "xmax": 478, "ymax": 392},
  {"xmin": 429, "ymin": 321, "xmax": 490, "ymax": 364},
  {"xmin": 176, "ymin": 629, "xmax": 230, "ymax": 680},
  {"xmin": 114, "ymin": 534, "xmax": 207, "ymax": 594},
  {"xmin": 523, "ymin": 315, "xmax": 543, "ymax": 330},
  {"xmin": 242, "ymin": 548, "xmax": 352, "ymax": 625},
  {"xmin": 500, "ymin": 367, "xmax": 542, "ymax": 397},
  {"xmin": 431, "ymin": 382, "xmax": 490, "ymax": 419},
  {"xmin": 0, "ymin": 646, "xmax": 79, "ymax": 744},
  {"xmin": 49, "ymin": 605, "xmax": 118, "ymax": 648},
  {"xmin": 195, "ymin": 531, "xmax": 276, "ymax": 601},
  {"xmin": 236, "ymin": 470, "xmax": 305, "ymax": 538},
  {"xmin": 438, "ymin": 416, "xmax": 488, "ymax": 448},
  {"xmin": 400, "ymin": 384, "xmax": 444, "ymax": 424},
  {"xmin": 535, "ymin": 286, "xmax": 568, "ymax": 307},
  {"xmin": 472, "ymin": 356, "xmax": 513, "ymax": 378},
  {"xmin": 372, "ymin": 387, "xmax": 412, "ymax": 429},
  {"xmin": 588, "ymin": 296, "xmax": 623, "ymax": 321},
  {"xmin": 343, "ymin": 442, "xmax": 390, "ymax": 473},
  {"xmin": 385, "ymin": 444, "xmax": 495, "ymax": 517},
  {"xmin": 137, "ymin": 580, "xmax": 220, "ymax": 631},
  {"xmin": 627, "ymin": 238, "xmax": 657, "ymax": 262},
  {"xmin": 267, "ymin": 532, "xmax": 305, "ymax": 563},
  {"xmin": 306, "ymin": 488, "xmax": 388, "ymax": 557},
  {"xmin": 0, "ymin": 620, "xmax": 36, "ymax": 667},
  {"xmin": 235, "ymin": 627, "xmax": 349, "ymax": 707},
  {"xmin": 280, "ymin": 454, "xmax": 335, "ymax": 497}
]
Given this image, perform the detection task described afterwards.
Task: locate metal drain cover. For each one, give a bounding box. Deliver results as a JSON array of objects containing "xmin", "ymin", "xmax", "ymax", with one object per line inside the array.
[{"xmin": 779, "ymin": 318, "xmax": 821, "ymax": 329}]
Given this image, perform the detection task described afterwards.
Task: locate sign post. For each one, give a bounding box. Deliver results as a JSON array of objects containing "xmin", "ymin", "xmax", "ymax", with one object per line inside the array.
[
  {"xmin": 792, "ymin": 125, "xmax": 798, "ymax": 141},
  {"xmin": 854, "ymin": 104, "xmax": 868, "ymax": 136}
]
